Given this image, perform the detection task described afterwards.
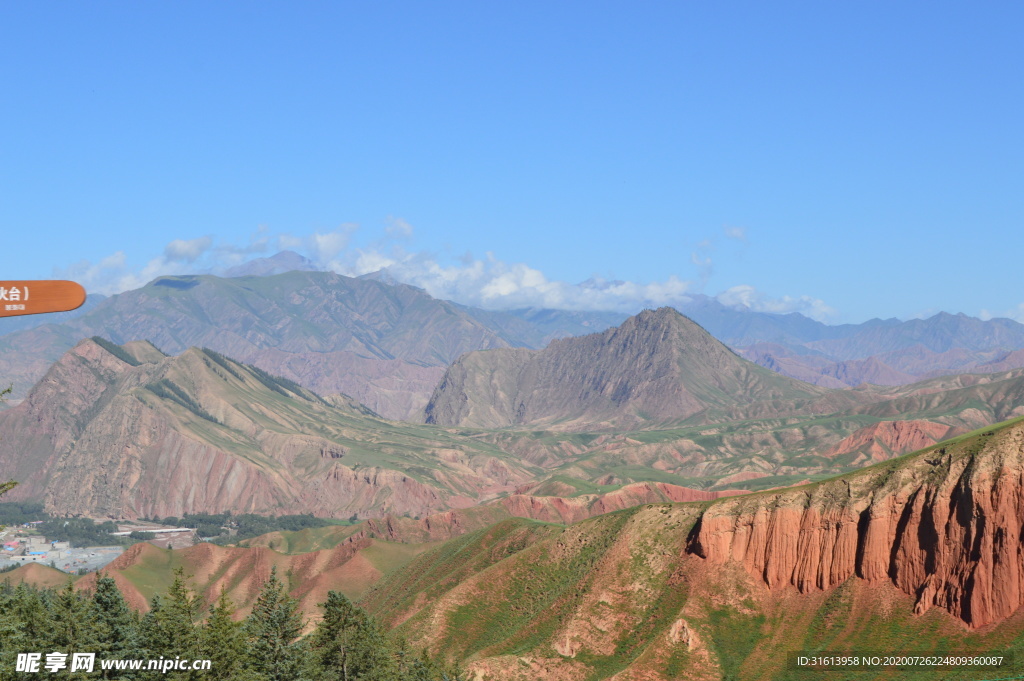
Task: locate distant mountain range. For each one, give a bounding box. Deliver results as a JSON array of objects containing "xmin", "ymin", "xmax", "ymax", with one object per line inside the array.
[
  {"xmin": 4, "ymin": 254, "xmax": 1024, "ymax": 678},
  {"xmin": 671, "ymin": 294, "xmax": 1024, "ymax": 387},
  {"xmin": 4, "ymin": 256, "xmax": 1023, "ymax": 418},
  {"xmin": 4, "ymin": 310, "xmax": 1024, "ymax": 520},
  {"xmin": 0, "ymin": 270, "xmax": 626, "ymax": 420}
]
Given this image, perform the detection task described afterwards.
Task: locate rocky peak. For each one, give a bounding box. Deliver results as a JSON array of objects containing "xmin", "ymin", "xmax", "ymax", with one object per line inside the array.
[{"xmin": 425, "ymin": 307, "xmax": 825, "ymax": 430}]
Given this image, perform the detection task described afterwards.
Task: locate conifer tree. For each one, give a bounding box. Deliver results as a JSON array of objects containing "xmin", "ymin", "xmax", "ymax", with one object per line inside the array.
[
  {"xmin": 309, "ymin": 591, "xmax": 396, "ymax": 681},
  {"xmin": 201, "ymin": 589, "xmax": 261, "ymax": 681},
  {"xmin": 13, "ymin": 583, "xmax": 52, "ymax": 650},
  {"xmin": 136, "ymin": 569, "xmax": 207, "ymax": 681},
  {"xmin": 0, "ymin": 582, "xmax": 33, "ymax": 681},
  {"xmin": 49, "ymin": 579, "xmax": 100, "ymax": 679},
  {"xmin": 91, "ymin": 573, "xmax": 142, "ymax": 679},
  {"xmin": 244, "ymin": 566, "xmax": 308, "ymax": 681},
  {"xmin": 162, "ymin": 568, "xmax": 201, "ymax": 662},
  {"xmin": 139, "ymin": 595, "xmax": 168, "ymax": 658}
]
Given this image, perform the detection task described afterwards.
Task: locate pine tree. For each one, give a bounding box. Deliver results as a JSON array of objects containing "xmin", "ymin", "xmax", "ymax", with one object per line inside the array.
[
  {"xmin": 309, "ymin": 591, "xmax": 396, "ymax": 681},
  {"xmin": 0, "ymin": 582, "xmax": 32, "ymax": 681},
  {"xmin": 244, "ymin": 566, "xmax": 308, "ymax": 681},
  {"xmin": 50, "ymin": 579, "xmax": 98, "ymax": 650},
  {"xmin": 91, "ymin": 573, "xmax": 142, "ymax": 679},
  {"xmin": 200, "ymin": 589, "xmax": 261, "ymax": 681},
  {"xmin": 405, "ymin": 648, "xmax": 442, "ymax": 681},
  {"xmin": 162, "ymin": 569, "xmax": 201, "ymax": 663},
  {"xmin": 139, "ymin": 595, "xmax": 168, "ymax": 657},
  {"xmin": 13, "ymin": 583, "xmax": 52, "ymax": 650},
  {"xmin": 47, "ymin": 579, "xmax": 99, "ymax": 680}
]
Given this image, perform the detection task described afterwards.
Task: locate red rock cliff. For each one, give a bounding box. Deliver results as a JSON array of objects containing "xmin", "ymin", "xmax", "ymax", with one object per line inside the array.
[{"xmin": 689, "ymin": 421, "xmax": 1024, "ymax": 628}]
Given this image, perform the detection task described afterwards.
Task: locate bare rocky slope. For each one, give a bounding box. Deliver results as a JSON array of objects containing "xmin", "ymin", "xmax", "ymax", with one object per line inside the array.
[
  {"xmin": 0, "ymin": 337, "xmax": 540, "ymax": 519},
  {"xmin": 424, "ymin": 307, "xmax": 832, "ymax": 431},
  {"xmin": 5, "ymin": 332, "xmax": 1024, "ymax": 521},
  {"xmin": 4, "ymin": 267, "xmax": 1022, "ymax": 419}
]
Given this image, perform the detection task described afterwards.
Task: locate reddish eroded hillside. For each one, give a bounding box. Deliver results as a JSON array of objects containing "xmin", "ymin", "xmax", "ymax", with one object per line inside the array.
[
  {"xmin": 825, "ymin": 419, "xmax": 964, "ymax": 464},
  {"xmin": 350, "ymin": 481, "xmax": 750, "ymax": 543},
  {"xmin": 0, "ymin": 337, "xmax": 538, "ymax": 519},
  {"xmin": 73, "ymin": 531, "xmax": 414, "ymax": 626},
  {"xmin": 498, "ymin": 482, "xmax": 748, "ymax": 525},
  {"xmin": 690, "ymin": 418, "xmax": 1024, "ymax": 628}
]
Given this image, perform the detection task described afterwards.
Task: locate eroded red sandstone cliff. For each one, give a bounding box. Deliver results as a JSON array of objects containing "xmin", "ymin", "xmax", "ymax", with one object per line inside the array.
[
  {"xmin": 825, "ymin": 419, "xmax": 963, "ymax": 463},
  {"xmin": 689, "ymin": 421, "xmax": 1024, "ymax": 627}
]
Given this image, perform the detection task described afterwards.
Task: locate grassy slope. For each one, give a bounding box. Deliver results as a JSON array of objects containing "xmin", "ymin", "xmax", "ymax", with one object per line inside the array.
[
  {"xmin": 357, "ymin": 417, "xmax": 1024, "ymax": 680},
  {"xmin": 6, "ymin": 420, "xmax": 1024, "ymax": 678},
  {"xmin": 472, "ymin": 369, "xmax": 1024, "ymax": 494},
  {"xmin": 0, "ymin": 563, "xmax": 70, "ymax": 589}
]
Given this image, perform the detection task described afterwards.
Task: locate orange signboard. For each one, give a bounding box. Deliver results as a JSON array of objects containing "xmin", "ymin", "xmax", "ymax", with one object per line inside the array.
[{"xmin": 0, "ymin": 280, "xmax": 86, "ymax": 317}]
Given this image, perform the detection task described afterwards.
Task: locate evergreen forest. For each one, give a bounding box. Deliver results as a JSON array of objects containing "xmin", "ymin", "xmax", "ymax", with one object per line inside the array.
[{"xmin": 0, "ymin": 567, "xmax": 463, "ymax": 680}]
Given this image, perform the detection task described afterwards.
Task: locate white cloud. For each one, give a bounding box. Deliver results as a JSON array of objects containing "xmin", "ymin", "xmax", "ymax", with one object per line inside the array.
[
  {"xmin": 362, "ymin": 253, "xmax": 695, "ymax": 312},
  {"xmin": 51, "ymin": 221, "xmax": 842, "ymax": 322},
  {"xmin": 385, "ymin": 216, "xmax": 414, "ymax": 239},
  {"xmin": 980, "ymin": 304, "xmax": 1024, "ymax": 323},
  {"xmin": 724, "ymin": 225, "xmax": 747, "ymax": 241},
  {"xmin": 353, "ymin": 250, "xmax": 398, "ymax": 275},
  {"xmin": 716, "ymin": 284, "xmax": 838, "ymax": 323},
  {"xmin": 311, "ymin": 225, "xmax": 358, "ymax": 262},
  {"xmin": 164, "ymin": 236, "xmax": 213, "ymax": 263},
  {"xmin": 213, "ymin": 225, "xmax": 273, "ymax": 267},
  {"xmin": 55, "ymin": 248, "xmax": 199, "ymax": 296}
]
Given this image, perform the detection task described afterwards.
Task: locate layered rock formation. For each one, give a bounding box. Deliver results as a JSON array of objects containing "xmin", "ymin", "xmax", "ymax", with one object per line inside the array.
[
  {"xmin": 0, "ymin": 337, "xmax": 537, "ymax": 519},
  {"xmin": 341, "ymin": 481, "xmax": 750, "ymax": 543},
  {"xmin": 825, "ymin": 419, "xmax": 964, "ymax": 464},
  {"xmin": 9, "ymin": 419, "xmax": 1024, "ymax": 679},
  {"xmin": 690, "ymin": 419, "xmax": 1024, "ymax": 627},
  {"xmin": 71, "ymin": 532, "xmax": 409, "ymax": 622}
]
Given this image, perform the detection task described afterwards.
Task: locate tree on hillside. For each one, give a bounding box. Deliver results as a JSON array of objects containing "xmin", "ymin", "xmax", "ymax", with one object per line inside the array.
[
  {"xmin": 139, "ymin": 568, "xmax": 204, "ymax": 680},
  {"xmin": 162, "ymin": 568, "xmax": 202, "ymax": 659},
  {"xmin": 91, "ymin": 574, "xmax": 142, "ymax": 679},
  {"xmin": 309, "ymin": 591, "xmax": 396, "ymax": 681},
  {"xmin": 139, "ymin": 595, "xmax": 168, "ymax": 659},
  {"xmin": 0, "ymin": 583, "xmax": 51, "ymax": 680},
  {"xmin": 245, "ymin": 566, "xmax": 308, "ymax": 681},
  {"xmin": 201, "ymin": 589, "xmax": 261, "ymax": 681},
  {"xmin": 394, "ymin": 643, "xmax": 455, "ymax": 681},
  {"xmin": 50, "ymin": 580, "xmax": 99, "ymax": 666}
]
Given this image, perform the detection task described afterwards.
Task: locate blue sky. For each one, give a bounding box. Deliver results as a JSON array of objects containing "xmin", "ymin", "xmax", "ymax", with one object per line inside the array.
[{"xmin": 2, "ymin": 2, "xmax": 1021, "ymax": 323}]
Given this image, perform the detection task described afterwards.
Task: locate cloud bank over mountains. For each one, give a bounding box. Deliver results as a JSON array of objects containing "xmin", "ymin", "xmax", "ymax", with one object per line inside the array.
[{"xmin": 54, "ymin": 222, "xmax": 854, "ymax": 323}]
